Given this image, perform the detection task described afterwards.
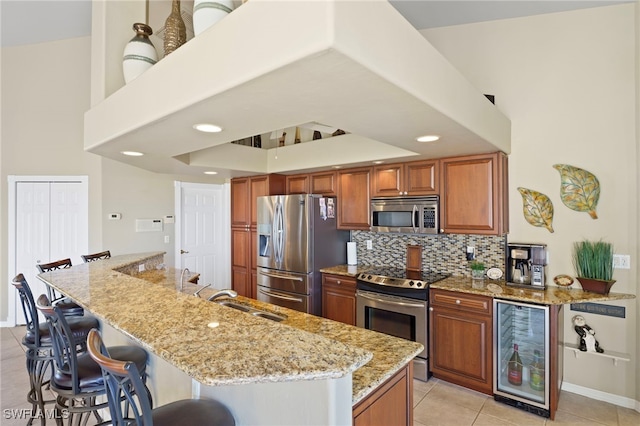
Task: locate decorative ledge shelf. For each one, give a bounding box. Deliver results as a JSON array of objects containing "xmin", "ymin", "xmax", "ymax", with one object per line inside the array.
[{"xmin": 564, "ymin": 343, "xmax": 630, "ymax": 366}]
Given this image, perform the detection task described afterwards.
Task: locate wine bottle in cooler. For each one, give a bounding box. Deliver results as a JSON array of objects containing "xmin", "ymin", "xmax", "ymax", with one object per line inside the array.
[
  {"xmin": 529, "ymin": 349, "xmax": 545, "ymax": 391},
  {"xmin": 508, "ymin": 343, "xmax": 523, "ymax": 385}
]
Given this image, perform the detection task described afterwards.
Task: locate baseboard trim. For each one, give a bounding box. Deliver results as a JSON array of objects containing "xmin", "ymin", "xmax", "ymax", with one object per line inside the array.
[{"xmin": 562, "ymin": 381, "xmax": 639, "ymax": 410}]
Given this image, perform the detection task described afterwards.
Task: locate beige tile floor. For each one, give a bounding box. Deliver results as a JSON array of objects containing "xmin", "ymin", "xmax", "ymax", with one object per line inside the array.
[{"xmin": 2, "ymin": 326, "xmax": 639, "ymax": 425}]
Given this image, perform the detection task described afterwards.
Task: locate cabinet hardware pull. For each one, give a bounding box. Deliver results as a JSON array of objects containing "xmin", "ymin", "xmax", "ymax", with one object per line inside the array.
[{"xmin": 456, "ymin": 299, "xmax": 461, "ymax": 304}]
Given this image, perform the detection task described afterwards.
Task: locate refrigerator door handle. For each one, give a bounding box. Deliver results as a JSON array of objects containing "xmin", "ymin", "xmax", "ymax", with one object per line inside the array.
[
  {"xmin": 258, "ymin": 288, "xmax": 303, "ymax": 303},
  {"xmin": 259, "ymin": 270, "xmax": 304, "ymax": 282},
  {"xmin": 272, "ymin": 199, "xmax": 284, "ymax": 266}
]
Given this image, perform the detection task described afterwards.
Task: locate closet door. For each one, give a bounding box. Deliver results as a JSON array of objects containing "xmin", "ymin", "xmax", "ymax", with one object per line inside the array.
[
  {"xmin": 14, "ymin": 181, "xmax": 88, "ymax": 324},
  {"xmin": 15, "ymin": 182, "xmax": 51, "ymax": 321}
]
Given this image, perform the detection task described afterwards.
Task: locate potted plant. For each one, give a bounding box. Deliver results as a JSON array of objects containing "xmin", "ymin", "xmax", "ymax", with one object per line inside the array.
[
  {"xmin": 572, "ymin": 240, "xmax": 615, "ymax": 294},
  {"xmin": 470, "ymin": 260, "xmax": 486, "ymax": 280}
]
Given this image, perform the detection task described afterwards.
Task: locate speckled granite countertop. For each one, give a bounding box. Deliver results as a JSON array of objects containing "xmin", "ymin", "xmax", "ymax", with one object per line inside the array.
[
  {"xmin": 320, "ymin": 265, "xmax": 636, "ymax": 305},
  {"xmin": 37, "ymin": 253, "xmax": 422, "ymax": 405}
]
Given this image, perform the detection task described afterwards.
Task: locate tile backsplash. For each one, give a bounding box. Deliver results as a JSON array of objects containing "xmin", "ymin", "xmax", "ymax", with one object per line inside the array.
[{"xmin": 352, "ymin": 231, "xmax": 506, "ymax": 277}]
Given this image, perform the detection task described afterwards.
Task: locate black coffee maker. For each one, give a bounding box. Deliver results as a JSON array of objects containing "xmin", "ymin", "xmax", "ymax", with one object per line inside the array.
[{"xmin": 506, "ymin": 243, "xmax": 547, "ymax": 289}]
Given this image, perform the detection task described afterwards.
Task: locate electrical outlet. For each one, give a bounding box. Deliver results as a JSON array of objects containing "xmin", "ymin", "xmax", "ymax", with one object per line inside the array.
[
  {"xmin": 613, "ymin": 254, "xmax": 630, "ymax": 269},
  {"xmin": 466, "ymin": 246, "xmax": 475, "ymax": 261},
  {"xmin": 138, "ymin": 264, "xmax": 145, "ymax": 272},
  {"xmin": 366, "ymin": 240, "xmax": 372, "ymax": 250}
]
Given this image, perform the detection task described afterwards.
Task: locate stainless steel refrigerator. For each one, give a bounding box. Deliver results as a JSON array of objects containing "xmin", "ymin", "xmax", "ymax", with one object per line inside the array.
[{"xmin": 256, "ymin": 194, "xmax": 349, "ymax": 315}]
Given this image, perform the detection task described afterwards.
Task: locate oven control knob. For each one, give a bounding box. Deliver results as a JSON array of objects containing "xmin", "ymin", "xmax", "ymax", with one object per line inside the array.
[
  {"xmin": 408, "ymin": 281, "xmax": 414, "ymax": 286},
  {"xmin": 367, "ymin": 275, "xmax": 372, "ymax": 280},
  {"xmin": 416, "ymin": 282, "xmax": 423, "ymax": 287}
]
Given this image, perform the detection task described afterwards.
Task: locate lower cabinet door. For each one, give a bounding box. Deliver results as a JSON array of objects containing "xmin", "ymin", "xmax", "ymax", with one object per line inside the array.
[
  {"xmin": 429, "ymin": 306, "xmax": 493, "ymax": 394},
  {"xmin": 321, "ymin": 274, "xmax": 356, "ymax": 326}
]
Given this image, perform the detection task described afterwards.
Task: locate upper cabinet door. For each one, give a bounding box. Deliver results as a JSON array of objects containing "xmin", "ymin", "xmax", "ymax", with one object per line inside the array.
[
  {"xmin": 231, "ymin": 177, "xmax": 250, "ymax": 227},
  {"xmin": 372, "ymin": 164, "xmax": 404, "ymax": 197},
  {"xmin": 372, "ymin": 160, "xmax": 439, "ymax": 197},
  {"xmin": 405, "ymin": 160, "xmax": 439, "ymax": 196},
  {"xmin": 286, "ymin": 174, "xmax": 309, "ymax": 195},
  {"xmin": 337, "ymin": 167, "xmax": 371, "ymax": 230},
  {"xmin": 310, "ymin": 171, "xmax": 337, "ymax": 196},
  {"xmin": 440, "ymin": 152, "xmax": 508, "ymax": 235}
]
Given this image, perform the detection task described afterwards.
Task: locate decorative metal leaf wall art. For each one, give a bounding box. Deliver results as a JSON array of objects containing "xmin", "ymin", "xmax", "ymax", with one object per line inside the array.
[
  {"xmin": 553, "ymin": 164, "xmax": 600, "ymax": 219},
  {"xmin": 517, "ymin": 187, "xmax": 554, "ymax": 233}
]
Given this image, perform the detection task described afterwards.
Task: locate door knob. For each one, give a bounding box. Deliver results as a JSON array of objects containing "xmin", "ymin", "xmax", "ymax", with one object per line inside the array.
[{"xmin": 180, "ymin": 249, "xmax": 189, "ymax": 254}]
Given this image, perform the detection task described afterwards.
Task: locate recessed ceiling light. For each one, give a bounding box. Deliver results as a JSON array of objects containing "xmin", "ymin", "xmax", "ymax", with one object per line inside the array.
[
  {"xmin": 416, "ymin": 135, "xmax": 440, "ymax": 143},
  {"xmin": 204, "ymin": 171, "xmax": 218, "ymax": 175},
  {"xmin": 332, "ymin": 165, "xmax": 342, "ymax": 169},
  {"xmin": 373, "ymin": 160, "xmax": 384, "ymax": 164},
  {"xmin": 121, "ymin": 151, "xmax": 144, "ymax": 156},
  {"xmin": 193, "ymin": 123, "xmax": 223, "ymax": 133},
  {"xmin": 207, "ymin": 322, "xmax": 220, "ymax": 329}
]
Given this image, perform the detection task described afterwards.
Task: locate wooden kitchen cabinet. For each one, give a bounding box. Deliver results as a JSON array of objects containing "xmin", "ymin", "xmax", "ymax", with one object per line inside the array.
[
  {"xmin": 353, "ymin": 362, "xmax": 412, "ymax": 426},
  {"xmin": 429, "ymin": 289, "xmax": 493, "ymax": 395},
  {"xmin": 286, "ymin": 174, "xmax": 309, "ymax": 194},
  {"xmin": 285, "ymin": 171, "xmax": 338, "ymax": 196},
  {"xmin": 310, "ymin": 171, "xmax": 337, "ymax": 196},
  {"xmin": 230, "ymin": 174, "xmax": 285, "ymax": 298},
  {"xmin": 321, "ymin": 274, "xmax": 357, "ymax": 326},
  {"xmin": 372, "ymin": 160, "xmax": 439, "ymax": 197},
  {"xmin": 337, "ymin": 167, "xmax": 371, "ymax": 230},
  {"xmin": 440, "ymin": 152, "xmax": 508, "ymax": 235}
]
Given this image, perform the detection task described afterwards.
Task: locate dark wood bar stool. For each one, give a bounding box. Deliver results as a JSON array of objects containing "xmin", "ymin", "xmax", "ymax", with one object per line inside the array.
[
  {"xmin": 12, "ymin": 274, "xmax": 99, "ymax": 426},
  {"xmin": 36, "ymin": 295, "xmax": 149, "ymax": 426},
  {"xmin": 81, "ymin": 250, "xmax": 111, "ymax": 263},
  {"xmin": 36, "ymin": 259, "xmax": 84, "ymax": 317},
  {"xmin": 87, "ymin": 329, "xmax": 235, "ymax": 426}
]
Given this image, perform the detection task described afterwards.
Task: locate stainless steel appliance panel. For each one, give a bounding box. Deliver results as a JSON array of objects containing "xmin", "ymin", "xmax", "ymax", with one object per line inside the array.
[
  {"xmin": 370, "ymin": 196, "xmax": 439, "ymax": 234},
  {"xmin": 257, "ymin": 195, "xmax": 348, "ymax": 274},
  {"xmin": 356, "ymin": 289, "xmax": 428, "ymax": 381},
  {"xmin": 257, "ymin": 287, "xmax": 309, "ymax": 313},
  {"xmin": 257, "ymin": 267, "xmax": 310, "ymax": 295},
  {"xmin": 493, "ymin": 299, "xmax": 551, "ymax": 416}
]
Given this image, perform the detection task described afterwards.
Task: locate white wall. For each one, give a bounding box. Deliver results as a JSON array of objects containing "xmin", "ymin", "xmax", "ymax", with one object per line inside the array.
[
  {"xmin": 0, "ymin": 37, "xmax": 103, "ymax": 321},
  {"xmin": 422, "ymin": 3, "xmax": 638, "ymax": 404},
  {"xmin": 0, "ymin": 34, "xmax": 227, "ymax": 322}
]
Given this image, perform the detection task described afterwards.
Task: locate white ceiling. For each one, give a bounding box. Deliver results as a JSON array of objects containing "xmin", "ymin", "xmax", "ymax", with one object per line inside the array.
[
  {"xmin": 2, "ymin": 0, "xmax": 632, "ymax": 178},
  {"xmin": 2, "ymin": 1, "xmax": 631, "ymax": 47}
]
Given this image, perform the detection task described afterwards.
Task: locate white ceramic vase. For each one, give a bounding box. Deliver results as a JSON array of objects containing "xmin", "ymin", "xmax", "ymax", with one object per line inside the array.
[
  {"xmin": 193, "ymin": 0, "xmax": 234, "ymax": 36},
  {"xmin": 122, "ymin": 23, "xmax": 158, "ymax": 84}
]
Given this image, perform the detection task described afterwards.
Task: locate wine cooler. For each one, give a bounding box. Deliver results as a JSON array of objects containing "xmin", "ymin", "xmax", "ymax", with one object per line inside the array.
[{"xmin": 494, "ymin": 299, "xmax": 552, "ymax": 418}]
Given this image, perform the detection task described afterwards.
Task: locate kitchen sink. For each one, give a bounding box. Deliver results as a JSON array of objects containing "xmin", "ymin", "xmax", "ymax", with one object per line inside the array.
[
  {"xmin": 214, "ymin": 300, "xmax": 287, "ymax": 322},
  {"xmin": 251, "ymin": 311, "xmax": 286, "ymax": 322},
  {"xmin": 216, "ymin": 301, "xmax": 251, "ymax": 312}
]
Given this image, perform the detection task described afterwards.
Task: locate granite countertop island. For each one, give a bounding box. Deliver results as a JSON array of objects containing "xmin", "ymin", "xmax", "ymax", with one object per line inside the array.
[
  {"xmin": 36, "ymin": 252, "xmax": 422, "ymax": 407},
  {"xmin": 320, "ymin": 265, "xmax": 636, "ymax": 305}
]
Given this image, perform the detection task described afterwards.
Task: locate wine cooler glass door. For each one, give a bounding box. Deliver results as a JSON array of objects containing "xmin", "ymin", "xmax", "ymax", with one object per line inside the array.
[{"xmin": 494, "ymin": 300, "xmax": 550, "ymax": 408}]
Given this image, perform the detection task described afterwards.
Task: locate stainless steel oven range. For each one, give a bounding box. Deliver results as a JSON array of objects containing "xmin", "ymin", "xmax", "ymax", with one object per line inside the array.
[{"xmin": 356, "ymin": 267, "xmax": 449, "ymax": 381}]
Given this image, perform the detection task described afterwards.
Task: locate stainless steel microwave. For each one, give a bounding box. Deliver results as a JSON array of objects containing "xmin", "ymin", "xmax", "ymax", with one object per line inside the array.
[{"xmin": 370, "ymin": 196, "xmax": 439, "ymax": 234}]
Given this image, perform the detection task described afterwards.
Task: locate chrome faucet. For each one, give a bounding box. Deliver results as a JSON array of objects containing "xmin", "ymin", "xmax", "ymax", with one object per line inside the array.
[
  {"xmin": 207, "ymin": 289, "xmax": 238, "ymax": 302},
  {"xmin": 193, "ymin": 283, "xmax": 211, "ymax": 298},
  {"xmin": 179, "ymin": 268, "xmax": 190, "ymax": 291}
]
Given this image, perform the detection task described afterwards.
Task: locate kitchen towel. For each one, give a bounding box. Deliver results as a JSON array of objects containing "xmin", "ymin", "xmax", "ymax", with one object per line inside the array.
[{"xmin": 347, "ymin": 242, "xmax": 357, "ymax": 265}]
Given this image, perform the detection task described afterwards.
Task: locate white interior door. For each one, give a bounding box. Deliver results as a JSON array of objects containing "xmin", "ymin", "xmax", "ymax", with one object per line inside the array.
[
  {"xmin": 175, "ymin": 182, "xmax": 230, "ymax": 290},
  {"xmin": 8, "ymin": 177, "xmax": 88, "ymax": 326},
  {"xmin": 15, "ymin": 183, "xmax": 51, "ymax": 322}
]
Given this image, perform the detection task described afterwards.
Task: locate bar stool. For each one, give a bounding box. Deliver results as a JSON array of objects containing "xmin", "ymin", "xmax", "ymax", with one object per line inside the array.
[
  {"xmin": 81, "ymin": 250, "xmax": 111, "ymax": 263},
  {"xmin": 36, "ymin": 259, "xmax": 84, "ymax": 317},
  {"xmin": 36, "ymin": 295, "xmax": 149, "ymax": 426},
  {"xmin": 12, "ymin": 274, "xmax": 99, "ymax": 426},
  {"xmin": 87, "ymin": 329, "xmax": 235, "ymax": 426}
]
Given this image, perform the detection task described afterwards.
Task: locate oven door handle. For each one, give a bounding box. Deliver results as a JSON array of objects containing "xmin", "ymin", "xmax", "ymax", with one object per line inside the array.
[
  {"xmin": 357, "ymin": 291, "xmax": 426, "ymax": 308},
  {"xmin": 412, "ymin": 204, "xmax": 418, "ymax": 233},
  {"xmin": 259, "ymin": 270, "xmax": 304, "ymax": 281},
  {"xmin": 258, "ymin": 288, "xmax": 304, "ymax": 303}
]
